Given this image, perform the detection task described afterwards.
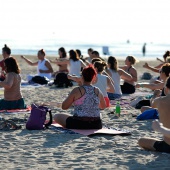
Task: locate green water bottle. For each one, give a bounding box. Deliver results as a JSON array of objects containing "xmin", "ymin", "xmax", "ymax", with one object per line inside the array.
[{"xmin": 115, "ymin": 101, "xmax": 121, "ymax": 117}]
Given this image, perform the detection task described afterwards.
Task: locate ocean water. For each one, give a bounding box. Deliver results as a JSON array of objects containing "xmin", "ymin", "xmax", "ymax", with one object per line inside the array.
[{"xmin": 0, "ymin": 39, "xmax": 170, "ymax": 60}]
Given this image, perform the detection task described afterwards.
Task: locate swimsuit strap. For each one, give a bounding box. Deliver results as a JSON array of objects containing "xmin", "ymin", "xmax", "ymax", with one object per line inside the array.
[{"xmin": 78, "ymin": 87, "xmax": 83, "ymax": 96}]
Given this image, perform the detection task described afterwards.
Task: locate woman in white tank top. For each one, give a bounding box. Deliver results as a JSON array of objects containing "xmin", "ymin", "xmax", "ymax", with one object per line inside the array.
[
  {"xmin": 106, "ymin": 56, "xmax": 132, "ymax": 99},
  {"xmin": 93, "ymin": 61, "xmax": 115, "ymax": 107},
  {"xmin": 21, "ymin": 49, "xmax": 53, "ymax": 80}
]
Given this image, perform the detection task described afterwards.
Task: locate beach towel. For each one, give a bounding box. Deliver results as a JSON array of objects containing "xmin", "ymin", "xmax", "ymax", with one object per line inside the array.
[
  {"xmin": 136, "ymin": 109, "xmax": 159, "ymax": 120},
  {"xmin": 0, "ymin": 106, "xmax": 31, "ymax": 114},
  {"xmin": 51, "ymin": 123, "xmax": 131, "ymax": 136}
]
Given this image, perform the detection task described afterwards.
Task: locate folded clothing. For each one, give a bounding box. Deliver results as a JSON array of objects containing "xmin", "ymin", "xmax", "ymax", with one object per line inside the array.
[{"xmin": 137, "ymin": 108, "xmax": 159, "ymax": 120}]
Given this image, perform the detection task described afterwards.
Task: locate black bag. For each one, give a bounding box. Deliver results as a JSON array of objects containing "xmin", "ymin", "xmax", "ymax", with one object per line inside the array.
[
  {"xmin": 141, "ymin": 72, "xmax": 152, "ymax": 80},
  {"xmin": 54, "ymin": 73, "xmax": 73, "ymax": 88},
  {"xmin": 135, "ymin": 99, "xmax": 150, "ymax": 109},
  {"xmin": 32, "ymin": 76, "xmax": 49, "ymax": 85}
]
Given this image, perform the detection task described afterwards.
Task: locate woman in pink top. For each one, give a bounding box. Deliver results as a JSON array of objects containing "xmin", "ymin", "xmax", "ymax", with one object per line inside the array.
[
  {"xmin": 0, "ymin": 57, "xmax": 26, "ymax": 109},
  {"xmin": 54, "ymin": 65, "xmax": 106, "ymax": 129}
]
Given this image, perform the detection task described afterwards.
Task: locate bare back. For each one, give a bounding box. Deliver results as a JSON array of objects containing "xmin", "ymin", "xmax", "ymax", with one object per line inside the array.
[{"xmin": 153, "ymin": 95, "xmax": 170, "ymax": 144}]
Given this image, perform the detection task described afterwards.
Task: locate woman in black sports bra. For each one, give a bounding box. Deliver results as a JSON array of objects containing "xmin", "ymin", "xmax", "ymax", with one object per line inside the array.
[{"xmin": 120, "ymin": 56, "xmax": 138, "ymax": 94}]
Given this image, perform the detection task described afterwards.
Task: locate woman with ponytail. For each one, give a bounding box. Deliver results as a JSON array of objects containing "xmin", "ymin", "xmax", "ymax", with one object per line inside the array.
[
  {"xmin": 21, "ymin": 49, "xmax": 53, "ymax": 81},
  {"xmin": 0, "ymin": 44, "xmax": 11, "ymax": 81},
  {"xmin": 106, "ymin": 56, "xmax": 132, "ymax": 99},
  {"xmin": 93, "ymin": 61, "xmax": 115, "ymax": 107}
]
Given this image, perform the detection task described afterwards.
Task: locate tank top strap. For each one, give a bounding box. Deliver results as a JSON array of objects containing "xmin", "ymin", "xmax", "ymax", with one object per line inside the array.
[{"xmin": 127, "ymin": 66, "xmax": 132, "ymax": 72}]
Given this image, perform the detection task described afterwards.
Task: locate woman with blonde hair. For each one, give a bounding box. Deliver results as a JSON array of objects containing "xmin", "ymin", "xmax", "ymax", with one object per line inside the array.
[{"xmin": 120, "ymin": 56, "xmax": 137, "ymax": 94}]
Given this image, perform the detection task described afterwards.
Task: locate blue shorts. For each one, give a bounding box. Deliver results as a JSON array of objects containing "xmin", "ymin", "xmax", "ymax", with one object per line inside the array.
[{"xmin": 107, "ymin": 93, "xmax": 121, "ymax": 100}]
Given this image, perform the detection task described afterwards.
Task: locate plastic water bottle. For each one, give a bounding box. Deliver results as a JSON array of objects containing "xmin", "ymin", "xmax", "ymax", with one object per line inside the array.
[{"xmin": 115, "ymin": 101, "xmax": 121, "ymax": 117}]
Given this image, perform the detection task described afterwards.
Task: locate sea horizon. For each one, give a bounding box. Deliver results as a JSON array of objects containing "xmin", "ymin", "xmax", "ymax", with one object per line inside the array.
[{"xmin": 0, "ymin": 39, "xmax": 170, "ymax": 61}]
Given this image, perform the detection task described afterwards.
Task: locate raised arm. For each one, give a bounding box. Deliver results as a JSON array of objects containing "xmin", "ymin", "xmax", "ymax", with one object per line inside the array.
[
  {"xmin": 106, "ymin": 77, "xmax": 115, "ymax": 93},
  {"xmin": 53, "ymin": 59, "xmax": 69, "ymax": 65},
  {"xmin": 136, "ymin": 82, "xmax": 164, "ymax": 90},
  {"xmin": 118, "ymin": 68, "xmax": 133, "ymax": 81},
  {"xmin": 143, "ymin": 62, "xmax": 160, "ymax": 73},
  {"xmin": 80, "ymin": 59, "xmax": 87, "ymax": 68},
  {"xmin": 105, "ymin": 69, "xmax": 115, "ymax": 85},
  {"xmin": 0, "ymin": 73, "xmax": 14, "ymax": 89},
  {"xmin": 67, "ymin": 74, "xmax": 82, "ymax": 85},
  {"xmin": 20, "ymin": 55, "xmax": 38, "ymax": 66}
]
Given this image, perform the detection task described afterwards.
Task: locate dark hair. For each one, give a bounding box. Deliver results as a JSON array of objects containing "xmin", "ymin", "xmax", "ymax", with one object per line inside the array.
[
  {"xmin": 94, "ymin": 61, "xmax": 107, "ymax": 72},
  {"xmin": 76, "ymin": 49, "xmax": 82, "ymax": 57},
  {"xmin": 163, "ymin": 51, "xmax": 170, "ymax": 60},
  {"xmin": 38, "ymin": 49, "xmax": 46, "ymax": 56},
  {"xmin": 2, "ymin": 44, "xmax": 11, "ymax": 55},
  {"xmin": 82, "ymin": 65, "xmax": 97, "ymax": 82},
  {"xmin": 4, "ymin": 57, "xmax": 20, "ymax": 74},
  {"xmin": 88, "ymin": 48, "xmax": 93, "ymax": 53},
  {"xmin": 59, "ymin": 47, "xmax": 66, "ymax": 58},
  {"xmin": 91, "ymin": 58, "xmax": 102, "ymax": 64},
  {"xmin": 69, "ymin": 50, "xmax": 79, "ymax": 61},
  {"xmin": 108, "ymin": 56, "xmax": 118, "ymax": 71},
  {"xmin": 92, "ymin": 51, "xmax": 99, "ymax": 57},
  {"xmin": 127, "ymin": 56, "xmax": 136, "ymax": 65},
  {"xmin": 161, "ymin": 63, "xmax": 170, "ymax": 77},
  {"xmin": 166, "ymin": 76, "xmax": 170, "ymax": 89}
]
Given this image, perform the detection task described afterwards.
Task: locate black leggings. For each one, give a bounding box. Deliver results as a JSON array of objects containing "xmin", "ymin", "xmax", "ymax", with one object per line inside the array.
[
  {"xmin": 66, "ymin": 117, "xmax": 102, "ymax": 129},
  {"xmin": 121, "ymin": 82, "xmax": 135, "ymax": 94}
]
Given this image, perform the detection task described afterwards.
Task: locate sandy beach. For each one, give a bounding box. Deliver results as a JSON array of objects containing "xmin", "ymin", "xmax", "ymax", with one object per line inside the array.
[{"xmin": 0, "ymin": 55, "xmax": 170, "ymax": 170}]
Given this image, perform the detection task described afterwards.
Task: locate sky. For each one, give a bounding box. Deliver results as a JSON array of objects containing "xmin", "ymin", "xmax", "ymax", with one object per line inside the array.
[{"xmin": 0, "ymin": 0, "xmax": 170, "ymax": 45}]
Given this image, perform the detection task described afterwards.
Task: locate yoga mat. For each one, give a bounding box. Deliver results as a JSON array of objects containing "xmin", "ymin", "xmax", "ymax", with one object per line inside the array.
[
  {"xmin": 0, "ymin": 106, "xmax": 31, "ymax": 114},
  {"xmin": 51, "ymin": 123, "xmax": 131, "ymax": 136}
]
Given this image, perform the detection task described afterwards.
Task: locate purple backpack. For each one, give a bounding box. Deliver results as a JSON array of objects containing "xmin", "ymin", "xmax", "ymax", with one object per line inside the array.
[{"xmin": 26, "ymin": 104, "xmax": 52, "ymax": 130}]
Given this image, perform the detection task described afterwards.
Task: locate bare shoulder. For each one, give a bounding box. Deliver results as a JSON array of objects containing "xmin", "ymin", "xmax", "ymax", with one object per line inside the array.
[
  {"xmin": 153, "ymin": 96, "xmax": 165, "ymax": 105},
  {"xmin": 131, "ymin": 66, "xmax": 137, "ymax": 71},
  {"xmin": 70, "ymin": 87, "xmax": 80, "ymax": 94}
]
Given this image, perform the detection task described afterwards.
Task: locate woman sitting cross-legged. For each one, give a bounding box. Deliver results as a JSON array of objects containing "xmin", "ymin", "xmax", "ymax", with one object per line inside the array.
[
  {"xmin": 106, "ymin": 56, "xmax": 133, "ymax": 99},
  {"xmin": 138, "ymin": 77, "xmax": 170, "ymax": 153},
  {"xmin": 21, "ymin": 49, "xmax": 53, "ymax": 82},
  {"xmin": 54, "ymin": 65, "xmax": 106, "ymax": 129},
  {"xmin": 136, "ymin": 63, "xmax": 170, "ymax": 111},
  {"xmin": 120, "ymin": 56, "xmax": 138, "ymax": 94},
  {"xmin": 0, "ymin": 57, "xmax": 26, "ymax": 110}
]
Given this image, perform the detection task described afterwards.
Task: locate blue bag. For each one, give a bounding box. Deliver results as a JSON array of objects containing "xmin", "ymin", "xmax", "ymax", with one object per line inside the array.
[{"xmin": 137, "ymin": 109, "xmax": 159, "ymax": 120}]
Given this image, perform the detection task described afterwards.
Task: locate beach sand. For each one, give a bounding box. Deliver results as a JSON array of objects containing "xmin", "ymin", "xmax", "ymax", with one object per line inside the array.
[{"xmin": 0, "ymin": 55, "xmax": 170, "ymax": 170}]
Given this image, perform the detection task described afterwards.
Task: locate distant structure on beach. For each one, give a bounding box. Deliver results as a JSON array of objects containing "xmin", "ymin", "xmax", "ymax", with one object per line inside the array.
[
  {"xmin": 102, "ymin": 46, "xmax": 109, "ymax": 55},
  {"xmin": 142, "ymin": 43, "xmax": 146, "ymax": 56},
  {"xmin": 127, "ymin": 39, "xmax": 130, "ymax": 43}
]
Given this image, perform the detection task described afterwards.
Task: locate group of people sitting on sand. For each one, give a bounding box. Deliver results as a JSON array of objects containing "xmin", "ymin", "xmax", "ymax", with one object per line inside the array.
[{"xmin": 1, "ymin": 44, "xmax": 170, "ymax": 153}]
